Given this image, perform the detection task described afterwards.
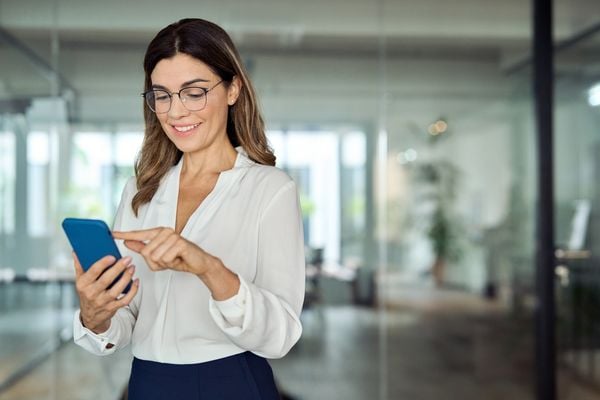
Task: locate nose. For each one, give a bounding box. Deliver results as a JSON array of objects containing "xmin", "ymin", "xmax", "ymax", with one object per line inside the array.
[{"xmin": 167, "ymin": 93, "xmax": 190, "ymax": 118}]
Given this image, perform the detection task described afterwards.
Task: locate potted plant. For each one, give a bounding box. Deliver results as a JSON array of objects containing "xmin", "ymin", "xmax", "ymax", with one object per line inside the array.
[{"xmin": 419, "ymin": 161, "xmax": 463, "ymax": 287}]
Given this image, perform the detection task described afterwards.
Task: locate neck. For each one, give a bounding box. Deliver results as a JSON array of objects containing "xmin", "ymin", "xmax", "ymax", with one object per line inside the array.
[{"xmin": 181, "ymin": 141, "xmax": 237, "ymax": 179}]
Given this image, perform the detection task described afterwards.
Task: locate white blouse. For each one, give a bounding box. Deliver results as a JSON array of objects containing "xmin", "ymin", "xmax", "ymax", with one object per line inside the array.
[{"xmin": 73, "ymin": 147, "xmax": 305, "ymax": 363}]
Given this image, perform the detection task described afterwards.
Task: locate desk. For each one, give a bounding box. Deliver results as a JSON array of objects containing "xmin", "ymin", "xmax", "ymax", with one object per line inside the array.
[{"xmin": 305, "ymin": 262, "xmax": 359, "ymax": 306}]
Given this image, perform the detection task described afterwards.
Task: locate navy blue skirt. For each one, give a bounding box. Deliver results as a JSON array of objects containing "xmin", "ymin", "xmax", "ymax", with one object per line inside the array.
[{"xmin": 127, "ymin": 352, "xmax": 280, "ymax": 400}]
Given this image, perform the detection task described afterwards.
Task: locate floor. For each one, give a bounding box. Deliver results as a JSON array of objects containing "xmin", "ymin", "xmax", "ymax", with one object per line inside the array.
[
  {"xmin": 0, "ymin": 343, "xmax": 131, "ymax": 400},
  {"xmin": 1, "ymin": 287, "xmax": 599, "ymax": 400},
  {"xmin": 274, "ymin": 303, "xmax": 534, "ymax": 400}
]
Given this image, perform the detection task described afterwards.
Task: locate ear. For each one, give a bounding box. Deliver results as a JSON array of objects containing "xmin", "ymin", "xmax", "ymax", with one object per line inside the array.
[{"xmin": 227, "ymin": 76, "xmax": 242, "ymax": 106}]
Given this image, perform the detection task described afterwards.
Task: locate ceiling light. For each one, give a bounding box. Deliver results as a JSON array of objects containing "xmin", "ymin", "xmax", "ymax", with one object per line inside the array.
[
  {"xmin": 396, "ymin": 148, "xmax": 418, "ymax": 164},
  {"xmin": 434, "ymin": 120, "xmax": 447, "ymax": 133},
  {"xmin": 428, "ymin": 119, "xmax": 448, "ymax": 136},
  {"xmin": 588, "ymin": 83, "xmax": 600, "ymax": 107}
]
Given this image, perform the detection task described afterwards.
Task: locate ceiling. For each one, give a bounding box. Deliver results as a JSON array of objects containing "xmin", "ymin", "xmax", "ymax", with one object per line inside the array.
[
  {"xmin": 0, "ymin": 0, "xmax": 599, "ymax": 122},
  {"xmin": 2, "ymin": 0, "xmax": 599, "ymax": 58}
]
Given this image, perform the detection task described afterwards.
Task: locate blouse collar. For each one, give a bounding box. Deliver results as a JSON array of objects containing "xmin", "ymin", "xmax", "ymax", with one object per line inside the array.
[{"xmin": 154, "ymin": 146, "xmax": 254, "ymax": 204}]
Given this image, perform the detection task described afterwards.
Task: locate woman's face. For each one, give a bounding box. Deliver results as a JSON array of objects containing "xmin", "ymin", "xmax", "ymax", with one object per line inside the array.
[{"xmin": 149, "ymin": 53, "xmax": 240, "ymax": 154}]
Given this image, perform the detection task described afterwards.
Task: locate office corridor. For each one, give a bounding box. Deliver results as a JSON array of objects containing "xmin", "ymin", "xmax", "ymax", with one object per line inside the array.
[{"xmin": 2, "ymin": 288, "xmax": 598, "ymax": 400}]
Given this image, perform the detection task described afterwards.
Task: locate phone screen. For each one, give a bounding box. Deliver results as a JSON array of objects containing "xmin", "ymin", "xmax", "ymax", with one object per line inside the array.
[{"xmin": 62, "ymin": 218, "xmax": 130, "ymax": 293}]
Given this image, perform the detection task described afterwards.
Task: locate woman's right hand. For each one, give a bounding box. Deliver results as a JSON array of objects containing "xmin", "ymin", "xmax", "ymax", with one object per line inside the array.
[{"xmin": 73, "ymin": 253, "xmax": 139, "ymax": 334}]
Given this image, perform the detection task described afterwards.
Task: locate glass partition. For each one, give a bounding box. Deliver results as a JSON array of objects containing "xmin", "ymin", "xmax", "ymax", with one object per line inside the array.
[
  {"xmin": 0, "ymin": 11, "xmax": 70, "ymax": 393},
  {"xmin": 3, "ymin": 0, "xmax": 591, "ymax": 399},
  {"xmin": 553, "ymin": 25, "xmax": 600, "ymax": 398},
  {"xmin": 379, "ymin": 37, "xmax": 538, "ymax": 400}
]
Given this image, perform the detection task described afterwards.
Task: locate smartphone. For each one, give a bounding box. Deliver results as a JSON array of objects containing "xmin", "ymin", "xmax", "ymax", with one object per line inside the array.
[{"xmin": 62, "ymin": 218, "xmax": 131, "ymax": 294}]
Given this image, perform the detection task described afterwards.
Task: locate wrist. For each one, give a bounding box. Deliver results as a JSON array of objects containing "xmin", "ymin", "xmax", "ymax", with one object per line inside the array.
[
  {"xmin": 197, "ymin": 256, "xmax": 240, "ymax": 301},
  {"xmin": 80, "ymin": 314, "xmax": 110, "ymax": 335}
]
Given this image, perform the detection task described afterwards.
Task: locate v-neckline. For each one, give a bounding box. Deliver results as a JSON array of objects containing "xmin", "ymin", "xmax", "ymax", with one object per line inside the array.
[{"xmin": 173, "ymin": 151, "xmax": 241, "ymax": 236}]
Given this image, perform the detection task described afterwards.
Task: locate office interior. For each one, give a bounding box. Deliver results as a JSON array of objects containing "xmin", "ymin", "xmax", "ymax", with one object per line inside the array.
[{"xmin": 1, "ymin": 0, "xmax": 600, "ymax": 399}]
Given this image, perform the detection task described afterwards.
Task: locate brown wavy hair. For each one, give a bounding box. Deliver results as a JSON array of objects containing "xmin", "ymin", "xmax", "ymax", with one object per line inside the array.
[{"xmin": 132, "ymin": 18, "xmax": 275, "ymax": 216}]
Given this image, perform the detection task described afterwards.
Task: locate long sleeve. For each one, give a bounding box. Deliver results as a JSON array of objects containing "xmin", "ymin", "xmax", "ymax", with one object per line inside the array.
[
  {"xmin": 75, "ymin": 151, "xmax": 307, "ymax": 364},
  {"xmin": 73, "ymin": 177, "xmax": 140, "ymax": 355},
  {"xmin": 208, "ymin": 180, "xmax": 305, "ymax": 359}
]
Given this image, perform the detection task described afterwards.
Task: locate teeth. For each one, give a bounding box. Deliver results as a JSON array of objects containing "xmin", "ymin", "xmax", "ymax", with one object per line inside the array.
[{"xmin": 173, "ymin": 124, "xmax": 199, "ymax": 132}]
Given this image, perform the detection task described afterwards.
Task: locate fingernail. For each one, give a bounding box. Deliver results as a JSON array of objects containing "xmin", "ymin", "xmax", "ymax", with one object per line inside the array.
[
  {"xmin": 122, "ymin": 256, "xmax": 132, "ymax": 265},
  {"xmin": 128, "ymin": 265, "xmax": 136, "ymax": 273}
]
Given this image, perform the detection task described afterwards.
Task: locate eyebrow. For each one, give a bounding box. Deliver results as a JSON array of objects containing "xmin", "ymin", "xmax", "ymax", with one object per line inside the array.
[{"xmin": 151, "ymin": 78, "xmax": 210, "ymax": 90}]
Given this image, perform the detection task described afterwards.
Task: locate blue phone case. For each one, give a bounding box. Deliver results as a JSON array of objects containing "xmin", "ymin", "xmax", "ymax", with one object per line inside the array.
[{"xmin": 62, "ymin": 218, "xmax": 130, "ymax": 293}]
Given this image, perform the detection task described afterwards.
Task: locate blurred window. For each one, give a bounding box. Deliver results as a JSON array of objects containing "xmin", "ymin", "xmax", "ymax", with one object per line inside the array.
[
  {"xmin": 27, "ymin": 131, "xmax": 50, "ymax": 237},
  {"xmin": 268, "ymin": 129, "xmax": 366, "ymax": 264},
  {"xmin": 0, "ymin": 131, "xmax": 15, "ymax": 235}
]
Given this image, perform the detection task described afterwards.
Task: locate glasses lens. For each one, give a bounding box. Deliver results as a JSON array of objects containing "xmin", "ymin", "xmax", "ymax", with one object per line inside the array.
[
  {"xmin": 145, "ymin": 90, "xmax": 171, "ymax": 113},
  {"xmin": 180, "ymin": 87, "xmax": 207, "ymax": 111}
]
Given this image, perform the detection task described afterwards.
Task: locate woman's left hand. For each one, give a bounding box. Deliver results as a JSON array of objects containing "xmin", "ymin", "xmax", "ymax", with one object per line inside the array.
[{"xmin": 112, "ymin": 228, "xmax": 214, "ymax": 276}]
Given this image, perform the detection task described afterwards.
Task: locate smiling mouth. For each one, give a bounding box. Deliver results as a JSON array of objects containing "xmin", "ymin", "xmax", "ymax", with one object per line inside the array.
[{"xmin": 172, "ymin": 123, "xmax": 199, "ymax": 133}]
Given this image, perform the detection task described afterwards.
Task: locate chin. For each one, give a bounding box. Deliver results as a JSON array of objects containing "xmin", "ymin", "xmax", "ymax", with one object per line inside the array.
[
  {"xmin": 165, "ymin": 129, "xmax": 202, "ymax": 151},
  {"xmin": 171, "ymin": 141, "xmax": 204, "ymax": 154}
]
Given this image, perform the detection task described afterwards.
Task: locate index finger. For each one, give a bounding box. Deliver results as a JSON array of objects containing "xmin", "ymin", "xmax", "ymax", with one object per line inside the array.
[
  {"xmin": 112, "ymin": 228, "xmax": 162, "ymax": 242},
  {"xmin": 79, "ymin": 255, "xmax": 117, "ymax": 285}
]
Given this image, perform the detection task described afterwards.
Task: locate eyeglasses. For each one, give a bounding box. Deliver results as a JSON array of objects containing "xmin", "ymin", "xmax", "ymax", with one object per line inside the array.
[{"xmin": 142, "ymin": 80, "xmax": 224, "ymax": 114}]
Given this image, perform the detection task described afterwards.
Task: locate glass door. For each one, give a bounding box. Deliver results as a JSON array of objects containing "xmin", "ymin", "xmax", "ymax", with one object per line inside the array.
[{"xmin": 554, "ymin": 26, "xmax": 600, "ymax": 398}]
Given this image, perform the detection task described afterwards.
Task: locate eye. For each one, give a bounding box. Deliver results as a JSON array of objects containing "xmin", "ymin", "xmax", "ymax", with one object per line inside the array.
[
  {"xmin": 153, "ymin": 91, "xmax": 171, "ymax": 102},
  {"xmin": 181, "ymin": 87, "xmax": 206, "ymax": 100}
]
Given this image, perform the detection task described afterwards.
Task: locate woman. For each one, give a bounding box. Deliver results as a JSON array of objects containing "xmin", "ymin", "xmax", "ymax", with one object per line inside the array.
[{"xmin": 72, "ymin": 18, "xmax": 305, "ymax": 400}]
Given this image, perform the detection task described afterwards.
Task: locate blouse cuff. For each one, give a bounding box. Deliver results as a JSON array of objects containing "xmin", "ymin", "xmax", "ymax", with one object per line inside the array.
[
  {"xmin": 209, "ymin": 277, "xmax": 248, "ymax": 328},
  {"xmin": 73, "ymin": 309, "xmax": 119, "ymax": 355}
]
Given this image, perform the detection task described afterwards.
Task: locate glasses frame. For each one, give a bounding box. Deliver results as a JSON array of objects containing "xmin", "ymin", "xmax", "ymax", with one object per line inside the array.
[{"xmin": 141, "ymin": 80, "xmax": 224, "ymax": 114}]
